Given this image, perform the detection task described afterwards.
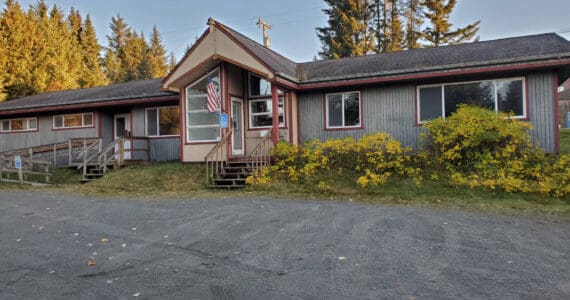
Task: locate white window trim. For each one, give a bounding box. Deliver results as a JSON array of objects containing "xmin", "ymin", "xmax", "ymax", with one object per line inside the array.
[
  {"xmin": 185, "ymin": 68, "xmax": 221, "ymax": 143},
  {"xmin": 0, "ymin": 117, "xmax": 37, "ymax": 133},
  {"xmin": 325, "ymin": 91, "xmax": 362, "ymax": 129},
  {"xmin": 248, "ymin": 97, "xmax": 286, "ymax": 129},
  {"xmin": 145, "ymin": 106, "xmax": 180, "ymax": 137},
  {"xmin": 52, "ymin": 113, "xmax": 94, "ymax": 129},
  {"xmin": 417, "ymin": 77, "xmax": 527, "ymax": 124}
]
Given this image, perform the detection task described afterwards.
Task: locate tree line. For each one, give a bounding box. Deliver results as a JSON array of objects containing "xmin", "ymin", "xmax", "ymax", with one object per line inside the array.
[
  {"xmin": 317, "ymin": 0, "xmax": 480, "ymax": 59},
  {"xmin": 0, "ymin": 0, "xmax": 176, "ymax": 101}
]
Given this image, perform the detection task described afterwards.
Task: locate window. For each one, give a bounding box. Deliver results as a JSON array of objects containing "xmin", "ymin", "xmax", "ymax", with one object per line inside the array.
[
  {"xmin": 249, "ymin": 97, "xmax": 285, "ymax": 128},
  {"xmin": 1, "ymin": 117, "xmax": 37, "ymax": 132},
  {"xmin": 53, "ymin": 113, "xmax": 94, "ymax": 129},
  {"xmin": 146, "ymin": 107, "xmax": 180, "ymax": 137},
  {"xmin": 417, "ymin": 78, "xmax": 526, "ymax": 123},
  {"xmin": 325, "ymin": 91, "xmax": 361, "ymax": 129},
  {"xmin": 249, "ymin": 74, "xmax": 272, "ymax": 97},
  {"xmin": 185, "ymin": 69, "xmax": 221, "ymax": 142}
]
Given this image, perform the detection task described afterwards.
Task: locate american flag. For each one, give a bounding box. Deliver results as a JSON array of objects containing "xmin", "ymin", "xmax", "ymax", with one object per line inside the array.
[{"xmin": 207, "ymin": 77, "xmax": 220, "ymax": 113}]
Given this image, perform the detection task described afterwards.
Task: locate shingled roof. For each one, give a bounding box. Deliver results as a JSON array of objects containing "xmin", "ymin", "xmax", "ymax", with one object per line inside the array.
[
  {"xmin": 298, "ymin": 33, "xmax": 570, "ymax": 83},
  {"xmin": 0, "ymin": 78, "xmax": 177, "ymax": 112}
]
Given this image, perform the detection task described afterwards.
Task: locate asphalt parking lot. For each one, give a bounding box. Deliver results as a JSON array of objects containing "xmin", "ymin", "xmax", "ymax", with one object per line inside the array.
[{"xmin": 0, "ymin": 191, "xmax": 569, "ymax": 299}]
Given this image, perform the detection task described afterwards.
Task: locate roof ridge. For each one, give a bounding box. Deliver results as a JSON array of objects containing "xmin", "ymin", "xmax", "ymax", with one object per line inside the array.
[
  {"xmin": 6, "ymin": 78, "xmax": 166, "ymax": 102},
  {"xmin": 300, "ymin": 32, "xmax": 561, "ymax": 66}
]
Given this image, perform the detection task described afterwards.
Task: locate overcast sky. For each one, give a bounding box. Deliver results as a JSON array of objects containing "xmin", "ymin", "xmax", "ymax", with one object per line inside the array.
[{"xmin": 12, "ymin": 0, "xmax": 570, "ymax": 62}]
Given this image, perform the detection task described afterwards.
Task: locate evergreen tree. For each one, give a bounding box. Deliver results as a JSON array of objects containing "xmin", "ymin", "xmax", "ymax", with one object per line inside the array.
[
  {"xmin": 386, "ymin": 0, "xmax": 404, "ymax": 52},
  {"xmin": 103, "ymin": 48, "xmax": 121, "ymax": 83},
  {"xmin": 370, "ymin": 0, "xmax": 387, "ymax": 53},
  {"xmin": 148, "ymin": 25, "xmax": 168, "ymax": 78},
  {"xmin": 403, "ymin": 0, "xmax": 423, "ymax": 49},
  {"xmin": 423, "ymin": 0, "xmax": 479, "ymax": 46},
  {"xmin": 120, "ymin": 31, "xmax": 151, "ymax": 81},
  {"xmin": 317, "ymin": 0, "xmax": 374, "ymax": 59},
  {"xmin": 0, "ymin": 0, "xmax": 38, "ymax": 99},
  {"xmin": 78, "ymin": 15, "xmax": 107, "ymax": 87},
  {"xmin": 167, "ymin": 52, "xmax": 177, "ymax": 73}
]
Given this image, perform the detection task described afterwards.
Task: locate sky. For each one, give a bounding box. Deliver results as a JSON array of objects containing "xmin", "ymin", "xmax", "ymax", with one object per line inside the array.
[{"xmin": 11, "ymin": 0, "xmax": 570, "ymax": 63}]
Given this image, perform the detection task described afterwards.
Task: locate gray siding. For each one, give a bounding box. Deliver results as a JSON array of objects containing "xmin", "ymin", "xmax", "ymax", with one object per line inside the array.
[
  {"xmin": 299, "ymin": 71, "xmax": 558, "ymax": 153},
  {"xmin": 527, "ymin": 72, "xmax": 556, "ymax": 153},
  {"xmin": 0, "ymin": 114, "xmax": 98, "ymax": 152},
  {"xmin": 150, "ymin": 137, "xmax": 180, "ymax": 161},
  {"xmin": 299, "ymin": 84, "xmax": 423, "ymax": 150}
]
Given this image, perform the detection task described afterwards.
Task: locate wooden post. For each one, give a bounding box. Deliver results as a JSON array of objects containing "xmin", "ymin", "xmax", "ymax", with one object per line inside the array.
[
  {"xmin": 45, "ymin": 163, "xmax": 50, "ymax": 183},
  {"xmin": 68, "ymin": 140, "xmax": 72, "ymax": 166},
  {"xmin": 53, "ymin": 143, "xmax": 57, "ymax": 166},
  {"xmin": 0, "ymin": 155, "xmax": 3, "ymax": 183},
  {"xmin": 271, "ymin": 84, "xmax": 279, "ymax": 145},
  {"xmin": 146, "ymin": 138, "xmax": 150, "ymax": 162},
  {"xmin": 17, "ymin": 158, "xmax": 23, "ymax": 184}
]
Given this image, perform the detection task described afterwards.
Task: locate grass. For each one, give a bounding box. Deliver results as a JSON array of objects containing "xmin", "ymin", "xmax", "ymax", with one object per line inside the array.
[{"xmin": 561, "ymin": 129, "xmax": 570, "ymax": 154}]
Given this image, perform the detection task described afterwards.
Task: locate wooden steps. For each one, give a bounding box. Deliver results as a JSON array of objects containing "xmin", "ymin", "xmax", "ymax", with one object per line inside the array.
[{"xmin": 209, "ymin": 162, "xmax": 253, "ymax": 189}]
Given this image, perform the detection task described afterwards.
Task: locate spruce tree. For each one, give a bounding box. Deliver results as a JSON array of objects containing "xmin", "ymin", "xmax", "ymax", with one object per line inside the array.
[
  {"xmin": 386, "ymin": 0, "xmax": 404, "ymax": 52},
  {"xmin": 403, "ymin": 0, "xmax": 423, "ymax": 49},
  {"xmin": 148, "ymin": 25, "xmax": 168, "ymax": 78},
  {"xmin": 78, "ymin": 15, "xmax": 107, "ymax": 87},
  {"xmin": 1, "ymin": 0, "xmax": 38, "ymax": 99},
  {"xmin": 423, "ymin": 0, "xmax": 479, "ymax": 46},
  {"xmin": 167, "ymin": 52, "xmax": 177, "ymax": 73},
  {"xmin": 317, "ymin": 0, "xmax": 374, "ymax": 59}
]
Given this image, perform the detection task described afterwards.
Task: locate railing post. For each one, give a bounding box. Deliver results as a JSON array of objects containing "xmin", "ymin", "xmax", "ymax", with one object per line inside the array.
[
  {"xmin": 0, "ymin": 155, "xmax": 3, "ymax": 183},
  {"xmin": 53, "ymin": 143, "xmax": 57, "ymax": 166},
  {"xmin": 68, "ymin": 140, "xmax": 72, "ymax": 166}
]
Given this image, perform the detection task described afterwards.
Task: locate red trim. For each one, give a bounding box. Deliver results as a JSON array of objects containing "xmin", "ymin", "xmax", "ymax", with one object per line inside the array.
[
  {"xmin": 162, "ymin": 28, "xmax": 210, "ymax": 89},
  {"xmin": 129, "ymin": 111, "xmax": 134, "ymax": 138},
  {"xmin": 275, "ymin": 76, "xmax": 299, "ymax": 90},
  {"xmin": 224, "ymin": 64, "xmax": 232, "ymax": 157},
  {"xmin": 323, "ymin": 91, "xmax": 365, "ymax": 131},
  {"xmin": 271, "ymin": 84, "xmax": 279, "ymax": 144},
  {"xmin": 554, "ymin": 73, "xmax": 561, "ymax": 153},
  {"xmin": 298, "ymin": 60, "xmax": 570, "ymax": 90},
  {"xmin": 296, "ymin": 93, "xmax": 301, "ymax": 145},
  {"xmin": 179, "ymin": 90, "xmax": 185, "ymax": 162},
  {"xmin": 0, "ymin": 96, "xmax": 178, "ymax": 117},
  {"xmin": 288, "ymin": 92, "xmax": 293, "ymax": 144},
  {"xmin": 215, "ymin": 23, "xmax": 275, "ymax": 76},
  {"xmin": 184, "ymin": 141, "xmax": 219, "ymax": 146},
  {"xmin": 525, "ymin": 75, "xmax": 531, "ymax": 121}
]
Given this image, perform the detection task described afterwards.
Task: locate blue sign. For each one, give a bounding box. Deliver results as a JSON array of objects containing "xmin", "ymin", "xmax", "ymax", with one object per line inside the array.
[
  {"xmin": 14, "ymin": 155, "xmax": 22, "ymax": 170},
  {"xmin": 220, "ymin": 113, "xmax": 229, "ymax": 129}
]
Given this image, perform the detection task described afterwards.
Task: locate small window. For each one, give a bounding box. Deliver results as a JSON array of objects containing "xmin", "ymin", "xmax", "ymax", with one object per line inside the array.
[
  {"xmin": 0, "ymin": 117, "xmax": 37, "ymax": 132},
  {"xmin": 417, "ymin": 78, "xmax": 526, "ymax": 124},
  {"xmin": 249, "ymin": 97, "xmax": 285, "ymax": 128},
  {"xmin": 53, "ymin": 113, "xmax": 94, "ymax": 129},
  {"xmin": 325, "ymin": 92, "xmax": 361, "ymax": 129},
  {"xmin": 146, "ymin": 107, "xmax": 180, "ymax": 136}
]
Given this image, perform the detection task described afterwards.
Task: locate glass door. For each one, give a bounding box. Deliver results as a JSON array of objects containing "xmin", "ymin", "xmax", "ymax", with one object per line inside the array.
[{"xmin": 231, "ymin": 97, "xmax": 244, "ymax": 156}]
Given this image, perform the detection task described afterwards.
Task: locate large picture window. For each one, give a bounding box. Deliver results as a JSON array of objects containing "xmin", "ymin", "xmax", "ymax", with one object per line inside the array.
[
  {"xmin": 185, "ymin": 69, "xmax": 221, "ymax": 142},
  {"xmin": 1, "ymin": 117, "xmax": 37, "ymax": 132},
  {"xmin": 53, "ymin": 113, "xmax": 93, "ymax": 129},
  {"xmin": 249, "ymin": 74, "xmax": 272, "ymax": 97},
  {"xmin": 249, "ymin": 97, "xmax": 285, "ymax": 128},
  {"xmin": 146, "ymin": 107, "xmax": 180, "ymax": 137},
  {"xmin": 417, "ymin": 78, "xmax": 526, "ymax": 123},
  {"xmin": 325, "ymin": 91, "xmax": 361, "ymax": 129}
]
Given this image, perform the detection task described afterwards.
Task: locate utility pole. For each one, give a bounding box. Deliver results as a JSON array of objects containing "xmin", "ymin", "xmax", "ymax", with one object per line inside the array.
[{"xmin": 257, "ymin": 17, "xmax": 272, "ymax": 48}]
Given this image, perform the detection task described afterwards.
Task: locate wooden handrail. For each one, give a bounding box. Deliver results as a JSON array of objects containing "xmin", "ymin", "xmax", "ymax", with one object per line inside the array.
[
  {"xmin": 246, "ymin": 130, "xmax": 273, "ymax": 178},
  {"xmin": 205, "ymin": 129, "xmax": 233, "ymax": 185}
]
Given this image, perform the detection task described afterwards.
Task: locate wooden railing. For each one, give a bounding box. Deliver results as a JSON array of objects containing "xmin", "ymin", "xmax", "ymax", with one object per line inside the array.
[
  {"xmin": 246, "ymin": 130, "xmax": 273, "ymax": 174},
  {"xmin": 0, "ymin": 155, "xmax": 53, "ymax": 185},
  {"xmin": 205, "ymin": 129, "xmax": 233, "ymax": 185}
]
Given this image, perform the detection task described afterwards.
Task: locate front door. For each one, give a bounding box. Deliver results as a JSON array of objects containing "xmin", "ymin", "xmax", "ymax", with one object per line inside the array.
[
  {"xmin": 231, "ymin": 97, "xmax": 245, "ymax": 156},
  {"xmin": 114, "ymin": 114, "xmax": 132, "ymax": 160}
]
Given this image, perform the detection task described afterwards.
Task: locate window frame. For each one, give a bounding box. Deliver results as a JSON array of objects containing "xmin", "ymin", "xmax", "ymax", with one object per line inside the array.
[
  {"xmin": 52, "ymin": 113, "xmax": 94, "ymax": 130},
  {"xmin": 325, "ymin": 91, "xmax": 362, "ymax": 130},
  {"xmin": 248, "ymin": 73, "xmax": 272, "ymax": 98},
  {"xmin": 416, "ymin": 77, "xmax": 527, "ymax": 124},
  {"xmin": 185, "ymin": 68, "xmax": 221, "ymax": 143},
  {"xmin": 145, "ymin": 106, "xmax": 180, "ymax": 137},
  {"xmin": 0, "ymin": 117, "xmax": 38, "ymax": 133},
  {"xmin": 248, "ymin": 96, "xmax": 286, "ymax": 129}
]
